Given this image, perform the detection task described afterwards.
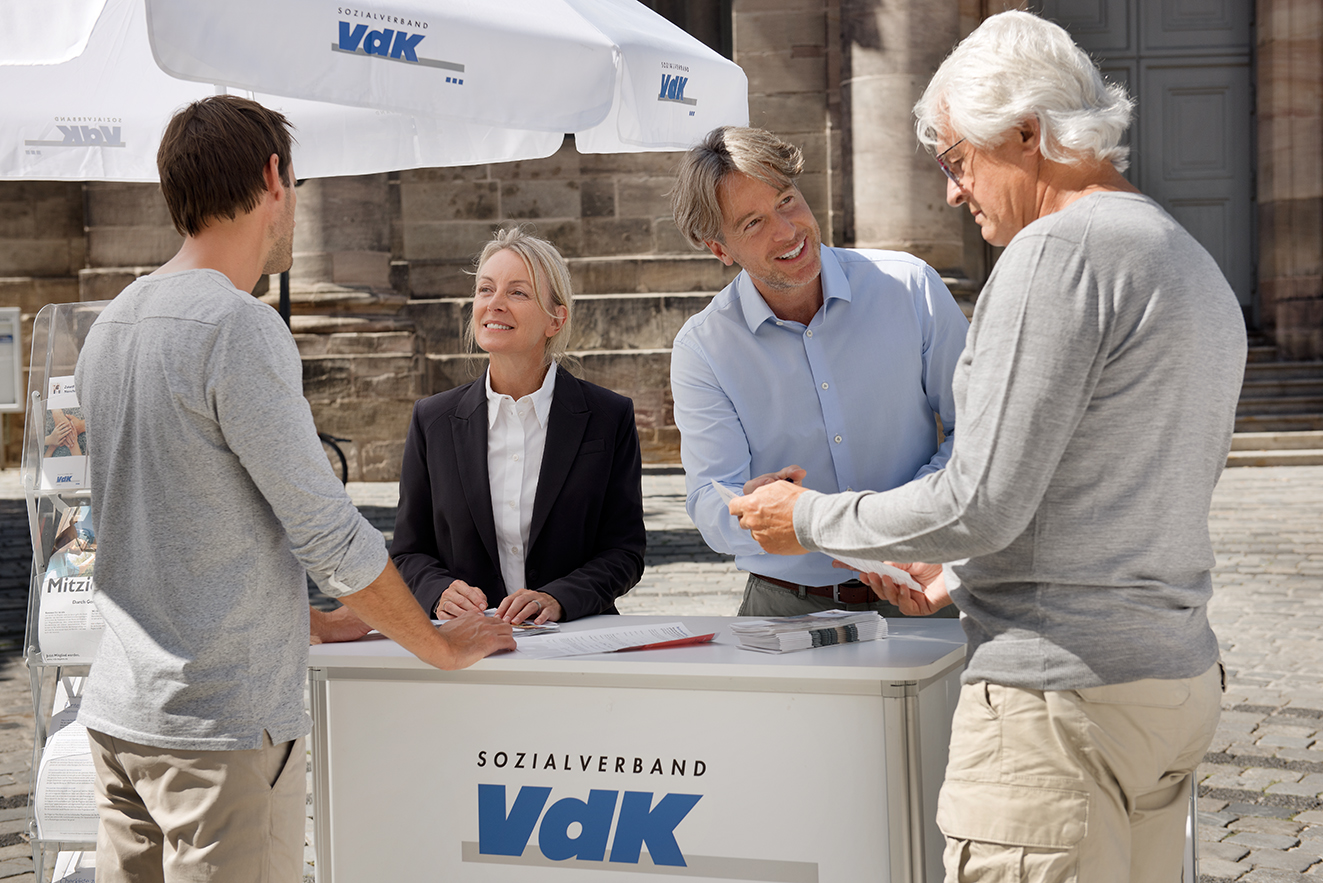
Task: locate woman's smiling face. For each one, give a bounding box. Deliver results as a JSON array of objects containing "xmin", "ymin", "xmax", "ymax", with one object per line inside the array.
[{"xmin": 472, "ymin": 248, "xmax": 565, "ymax": 358}]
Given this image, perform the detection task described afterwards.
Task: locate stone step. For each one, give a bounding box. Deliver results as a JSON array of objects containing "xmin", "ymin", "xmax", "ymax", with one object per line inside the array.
[
  {"xmin": 1236, "ymin": 395, "xmax": 1323, "ymax": 415},
  {"xmin": 1242, "ymin": 361, "xmax": 1323, "ymax": 382},
  {"xmin": 293, "ymin": 328, "xmax": 416, "ymax": 358},
  {"xmin": 397, "ymin": 253, "xmax": 737, "ymax": 299},
  {"xmin": 1239, "ymin": 377, "xmax": 1323, "ymax": 397},
  {"xmin": 402, "ymin": 292, "xmax": 716, "ymax": 355},
  {"xmin": 1234, "ymin": 413, "xmax": 1323, "ymax": 432},
  {"xmin": 1246, "ymin": 345, "xmax": 1278, "ymax": 363},
  {"xmin": 1227, "ymin": 449, "xmax": 1323, "ymax": 467},
  {"xmin": 1230, "ymin": 430, "xmax": 1323, "ymax": 451},
  {"xmin": 258, "ymin": 283, "xmax": 408, "ymax": 315}
]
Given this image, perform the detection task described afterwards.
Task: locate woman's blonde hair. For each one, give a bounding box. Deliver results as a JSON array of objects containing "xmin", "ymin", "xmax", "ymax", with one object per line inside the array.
[{"xmin": 466, "ymin": 227, "xmax": 575, "ymax": 366}]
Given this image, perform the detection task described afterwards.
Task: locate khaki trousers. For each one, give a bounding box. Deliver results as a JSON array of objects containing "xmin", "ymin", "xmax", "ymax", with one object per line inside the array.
[
  {"xmin": 936, "ymin": 664, "xmax": 1223, "ymax": 883},
  {"xmin": 87, "ymin": 729, "xmax": 306, "ymax": 883}
]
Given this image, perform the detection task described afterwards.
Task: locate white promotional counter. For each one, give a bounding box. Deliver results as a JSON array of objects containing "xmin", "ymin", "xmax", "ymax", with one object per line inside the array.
[{"xmin": 308, "ymin": 615, "xmax": 966, "ymax": 883}]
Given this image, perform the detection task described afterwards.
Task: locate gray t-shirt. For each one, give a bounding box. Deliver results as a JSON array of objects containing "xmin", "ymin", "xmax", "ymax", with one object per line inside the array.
[
  {"xmin": 75, "ymin": 270, "xmax": 388, "ymax": 750},
  {"xmin": 796, "ymin": 193, "xmax": 1246, "ymax": 689}
]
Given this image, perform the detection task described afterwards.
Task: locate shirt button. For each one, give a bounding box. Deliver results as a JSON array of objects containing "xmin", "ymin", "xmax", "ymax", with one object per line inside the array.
[
  {"xmin": 834, "ymin": 435, "xmax": 842, "ymax": 443},
  {"xmin": 508, "ymin": 501, "xmax": 517, "ymax": 509},
  {"xmin": 510, "ymin": 545, "xmax": 519, "ymax": 554},
  {"xmin": 776, "ymin": 321, "xmax": 784, "ymax": 326},
  {"xmin": 806, "ymin": 329, "xmax": 813, "ymax": 338},
  {"xmin": 511, "ymin": 454, "xmax": 520, "ymax": 461},
  {"xmin": 821, "ymin": 382, "xmax": 829, "ymax": 390}
]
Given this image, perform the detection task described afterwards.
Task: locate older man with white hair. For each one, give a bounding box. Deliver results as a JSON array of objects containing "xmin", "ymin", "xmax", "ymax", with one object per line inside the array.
[{"xmin": 731, "ymin": 11, "xmax": 1245, "ymax": 880}]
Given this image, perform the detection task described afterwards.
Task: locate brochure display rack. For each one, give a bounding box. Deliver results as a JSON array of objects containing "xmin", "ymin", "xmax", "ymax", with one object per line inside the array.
[{"xmin": 20, "ymin": 301, "xmax": 110, "ymax": 883}]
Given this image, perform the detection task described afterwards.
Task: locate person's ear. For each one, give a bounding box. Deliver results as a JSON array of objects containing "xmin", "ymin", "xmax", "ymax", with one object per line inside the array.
[
  {"xmin": 263, "ymin": 154, "xmax": 285, "ymax": 197},
  {"xmin": 546, "ymin": 304, "xmax": 568, "ymax": 337},
  {"xmin": 705, "ymin": 239, "xmax": 735, "ymax": 267},
  {"xmin": 1018, "ymin": 117, "xmax": 1042, "ymax": 154}
]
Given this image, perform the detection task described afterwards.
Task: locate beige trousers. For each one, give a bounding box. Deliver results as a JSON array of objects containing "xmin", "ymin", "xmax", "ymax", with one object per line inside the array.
[
  {"xmin": 88, "ymin": 729, "xmax": 306, "ymax": 883},
  {"xmin": 936, "ymin": 664, "xmax": 1223, "ymax": 883}
]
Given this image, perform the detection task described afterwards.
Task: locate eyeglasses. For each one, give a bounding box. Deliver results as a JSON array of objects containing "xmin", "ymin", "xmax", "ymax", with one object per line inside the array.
[{"xmin": 935, "ymin": 139, "xmax": 966, "ymax": 186}]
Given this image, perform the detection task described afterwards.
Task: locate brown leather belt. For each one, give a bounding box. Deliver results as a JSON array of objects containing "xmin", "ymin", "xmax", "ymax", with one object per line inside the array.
[{"xmin": 754, "ymin": 574, "xmax": 875, "ymax": 606}]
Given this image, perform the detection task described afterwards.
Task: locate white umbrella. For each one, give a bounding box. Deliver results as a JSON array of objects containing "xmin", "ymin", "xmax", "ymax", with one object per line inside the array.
[
  {"xmin": 0, "ymin": 0, "xmax": 567, "ymax": 181},
  {"xmin": 1, "ymin": 0, "xmax": 746, "ymax": 182},
  {"xmin": 145, "ymin": 0, "xmax": 746, "ymax": 156}
]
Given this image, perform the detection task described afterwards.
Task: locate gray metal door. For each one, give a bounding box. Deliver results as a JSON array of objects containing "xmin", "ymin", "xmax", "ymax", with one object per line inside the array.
[{"xmin": 1035, "ymin": 0, "xmax": 1255, "ymax": 308}]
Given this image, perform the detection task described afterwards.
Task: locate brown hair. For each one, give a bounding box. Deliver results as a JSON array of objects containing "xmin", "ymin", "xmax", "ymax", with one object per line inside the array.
[
  {"xmin": 670, "ymin": 126, "xmax": 805, "ymax": 248},
  {"xmin": 156, "ymin": 95, "xmax": 295, "ymax": 237}
]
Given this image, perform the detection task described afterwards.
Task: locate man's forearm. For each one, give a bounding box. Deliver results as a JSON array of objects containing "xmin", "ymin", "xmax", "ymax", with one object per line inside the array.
[{"xmin": 337, "ymin": 561, "xmax": 469, "ymax": 669}]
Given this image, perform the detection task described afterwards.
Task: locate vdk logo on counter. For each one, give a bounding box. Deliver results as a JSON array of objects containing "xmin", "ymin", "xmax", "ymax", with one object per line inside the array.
[{"xmin": 478, "ymin": 785, "xmax": 702, "ymax": 867}]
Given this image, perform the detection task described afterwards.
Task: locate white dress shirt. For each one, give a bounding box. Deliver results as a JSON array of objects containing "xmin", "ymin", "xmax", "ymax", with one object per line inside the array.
[{"xmin": 486, "ymin": 364, "xmax": 557, "ymax": 595}]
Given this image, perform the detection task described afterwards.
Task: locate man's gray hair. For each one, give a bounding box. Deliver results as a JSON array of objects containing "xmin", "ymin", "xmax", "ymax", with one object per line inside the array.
[
  {"xmin": 671, "ymin": 126, "xmax": 805, "ymax": 248},
  {"xmin": 914, "ymin": 11, "xmax": 1134, "ymax": 172}
]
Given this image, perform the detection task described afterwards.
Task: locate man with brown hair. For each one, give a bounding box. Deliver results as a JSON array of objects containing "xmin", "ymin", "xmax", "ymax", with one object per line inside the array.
[
  {"xmin": 75, "ymin": 95, "xmax": 515, "ymax": 883},
  {"xmin": 669, "ymin": 125, "xmax": 969, "ymax": 616}
]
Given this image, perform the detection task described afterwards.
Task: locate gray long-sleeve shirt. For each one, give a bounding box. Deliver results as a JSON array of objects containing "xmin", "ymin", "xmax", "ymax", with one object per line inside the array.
[
  {"xmin": 75, "ymin": 270, "xmax": 388, "ymax": 750},
  {"xmin": 796, "ymin": 193, "xmax": 1246, "ymax": 689}
]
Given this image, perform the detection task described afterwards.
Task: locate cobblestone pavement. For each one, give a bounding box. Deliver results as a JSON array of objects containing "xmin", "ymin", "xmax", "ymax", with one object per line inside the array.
[{"xmin": 0, "ymin": 466, "xmax": 1319, "ymax": 881}]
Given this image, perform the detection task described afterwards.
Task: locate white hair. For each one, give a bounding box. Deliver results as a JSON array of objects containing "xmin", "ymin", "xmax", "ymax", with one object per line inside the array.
[{"xmin": 914, "ymin": 11, "xmax": 1134, "ymax": 172}]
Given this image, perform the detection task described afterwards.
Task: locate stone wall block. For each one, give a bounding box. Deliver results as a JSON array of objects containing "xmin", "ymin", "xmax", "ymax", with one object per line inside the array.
[
  {"xmin": 0, "ymin": 277, "xmax": 80, "ymax": 315},
  {"xmin": 329, "ymin": 250, "xmax": 392, "ymax": 289},
  {"xmin": 77, "ymin": 268, "xmax": 153, "ymax": 302},
  {"xmin": 400, "ymin": 181, "xmax": 500, "ymax": 224},
  {"xmin": 85, "ymin": 183, "xmax": 173, "ymax": 228},
  {"xmin": 293, "ymin": 335, "xmax": 330, "ymax": 357},
  {"xmin": 401, "ymin": 261, "xmax": 478, "ymax": 299},
  {"xmin": 359, "ymin": 438, "xmax": 409, "ymax": 482},
  {"xmin": 580, "ymin": 179, "xmax": 616, "ymax": 218},
  {"xmin": 616, "ymin": 177, "xmax": 675, "ymax": 219},
  {"xmin": 734, "ymin": 52, "xmax": 827, "ymax": 93},
  {"xmin": 577, "ymin": 349, "xmax": 671, "ymax": 395},
  {"xmin": 403, "ymin": 298, "xmax": 472, "ymax": 355},
  {"xmin": 732, "ymin": 0, "xmax": 815, "ymax": 12},
  {"xmin": 652, "ymin": 218, "xmax": 694, "ymax": 255},
  {"xmin": 501, "ymin": 179, "xmax": 582, "ymax": 220},
  {"xmin": 321, "ymin": 331, "xmax": 416, "ymax": 356},
  {"xmin": 578, "ymin": 152, "xmax": 681, "ymax": 176},
  {"xmin": 401, "ymin": 220, "xmax": 504, "ymax": 262},
  {"xmin": 301, "ymin": 358, "xmax": 354, "ymax": 401},
  {"xmin": 639, "ymin": 426, "xmax": 680, "ymax": 464},
  {"xmin": 427, "ymin": 353, "xmax": 487, "ymax": 395},
  {"xmin": 569, "ymin": 255, "xmax": 737, "ymax": 294},
  {"xmin": 746, "ymin": 92, "xmax": 827, "ymax": 134},
  {"xmin": 87, "ymin": 227, "xmax": 183, "ymax": 269},
  {"xmin": 516, "ymin": 220, "xmax": 586, "ymax": 257},
  {"xmin": 0, "ymin": 243, "xmax": 82, "ymax": 278},
  {"xmin": 580, "ymin": 218, "xmax": 655, "ymax": 256},
  {"xmin": 399, "ymin": 166, "xmax": 491, "ymax": 184},
  {"xmin": 1277, "ymin": 295, "xmax": 1323, "ymax": 360},
  {"xmin": 351, "ymin": 354, "xmax": 422, "ymax": 399},
  {"xmin": 309, "ymin": 396, "xmax": 415, "ymax": 440},
  {"xmin": 733, "ymin": 9, "xmax": 827, "ymax": 48},
  {"xmin": 566, "ymin": 293, "xmax": 713, "ymax": 351}
]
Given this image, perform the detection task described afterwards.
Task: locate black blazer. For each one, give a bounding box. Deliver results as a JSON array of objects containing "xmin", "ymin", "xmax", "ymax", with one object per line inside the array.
[{"xmin": 390, "ymin": 365, "xmax": 645, "ymax": 622}]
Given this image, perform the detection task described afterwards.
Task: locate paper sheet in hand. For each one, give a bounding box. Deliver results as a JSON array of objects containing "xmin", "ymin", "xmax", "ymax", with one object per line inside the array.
[
  {"xmin": 517, "ymin": 622, "xmax": 703, "ymax": 659},
  {"xmin": 830, "ymin": 555, "xmax": 923, "ymax": 592},
  {"xmin": 709, "ymin": 479, "xmax": 739, "ymax": 504}
]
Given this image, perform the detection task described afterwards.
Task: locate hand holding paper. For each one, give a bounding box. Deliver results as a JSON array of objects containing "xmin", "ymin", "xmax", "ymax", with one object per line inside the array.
[{"xmin": 835, "ymin": 560, "xmax": 952, "ymax": 616}]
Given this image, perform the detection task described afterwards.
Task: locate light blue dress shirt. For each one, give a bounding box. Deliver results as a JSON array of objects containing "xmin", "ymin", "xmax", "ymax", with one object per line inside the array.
[{"xmin": 670, "ymin": 246, "xmax": 969, "ymax": 587}]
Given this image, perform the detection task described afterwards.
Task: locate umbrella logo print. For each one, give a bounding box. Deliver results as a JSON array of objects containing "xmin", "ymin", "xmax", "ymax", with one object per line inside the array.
[
  {"xmin": 333, "ymin": 21, "xmax": 464, "ymax": 77},
  {"xmin": 658, "ymin": 64, "xmax": 697, "ymax": 108},
  {"xmin": 25, "ymin": 122, "xmax": 125, "ymax": 149}
]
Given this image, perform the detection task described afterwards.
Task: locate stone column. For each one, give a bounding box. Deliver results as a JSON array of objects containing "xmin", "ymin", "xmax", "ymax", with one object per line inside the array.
[
  {"xmin": 1257, "ymin": 0, "xmax": 1323, "ymax": 359},
  {"xmin": 291, "ymin": 174, "xmax": 396, "ymax": 300},
  {"xmin": 839, "ymin": 0, "xmax": 964, "ymax": 273}
]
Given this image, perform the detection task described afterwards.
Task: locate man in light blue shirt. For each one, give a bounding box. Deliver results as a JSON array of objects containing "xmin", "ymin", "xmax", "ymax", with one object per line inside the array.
[{"xmin": 669, "ymin": 126, "xmax": 968, "ymax": 615}]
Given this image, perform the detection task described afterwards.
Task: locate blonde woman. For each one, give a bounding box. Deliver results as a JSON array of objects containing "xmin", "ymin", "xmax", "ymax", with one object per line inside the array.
[{"xmin": 391, "ymin": 228, "xmax": 645, "ymax": 625}]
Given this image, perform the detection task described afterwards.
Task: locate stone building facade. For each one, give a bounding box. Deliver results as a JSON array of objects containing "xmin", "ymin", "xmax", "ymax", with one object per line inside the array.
[{"xmin": 2, "ymin": 0, "xmax": 1319, "ymax": 476}]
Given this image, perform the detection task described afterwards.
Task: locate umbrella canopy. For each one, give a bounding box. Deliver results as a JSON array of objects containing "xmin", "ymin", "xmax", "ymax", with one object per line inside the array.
[
  {"xmin": 145, "ymin": 0, "xmax": 747, "ymax": 155},
  {"xmin": 1, "ymin": 0, "xmax": 746, "ymax": 182},
  {"xmin": 1, "ymin": 0, "xmax": 573, "ymax": 181}
]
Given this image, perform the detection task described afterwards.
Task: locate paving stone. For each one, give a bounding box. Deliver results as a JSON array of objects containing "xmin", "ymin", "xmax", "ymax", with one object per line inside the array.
[
  {"xmin": 1229, "ymin": 832, "xmax": 1302, "ymax": 850},
  {"xmin": 1204, "ymin": 839, "xmax": 1253, "ymax": 861},
  {"xmin": 1201, "ymin": 854, "xmax": 1253, "ymax": 878},
  {"xmin": 1233, "ymin": 817, "xmax": 1308, "ymax": 837},
  {"xmin": 1245, "ymin": 849, "xmax": 1323, "ymax": 873}
]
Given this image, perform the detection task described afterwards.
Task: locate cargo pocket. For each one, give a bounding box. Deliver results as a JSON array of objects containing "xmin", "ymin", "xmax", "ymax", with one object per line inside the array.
[{"xmin": 937, "ymin": 779, "xmax": 1088, "ymax": 882}]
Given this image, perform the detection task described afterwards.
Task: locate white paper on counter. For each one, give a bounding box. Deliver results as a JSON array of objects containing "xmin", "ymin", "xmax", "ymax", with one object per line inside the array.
[{"xmin": 516, "ymin": 622, "xmax": 698, "ymax": 659}]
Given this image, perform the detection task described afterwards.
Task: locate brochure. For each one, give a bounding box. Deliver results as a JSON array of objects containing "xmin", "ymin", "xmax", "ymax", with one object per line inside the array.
[{"xmin": 39, "ymin": 375, "xmax": 89, "ymax": 491}]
